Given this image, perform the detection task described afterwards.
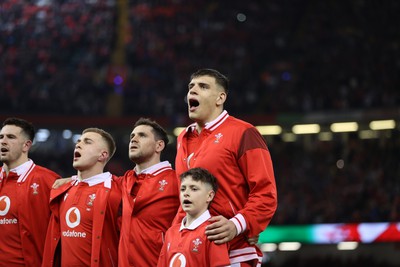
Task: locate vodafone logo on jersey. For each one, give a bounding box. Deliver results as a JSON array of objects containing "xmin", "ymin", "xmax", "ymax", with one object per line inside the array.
[
  {"xmin": 63, "ymin": 207, "xmax": 86, "ymax": 238},
  {"xmin": 169, "ymin": 253, "xmax": 187, "ymax": 267},
  {"xmin": 65, "ymin": 207, "xmax": 81, "ymax": 228},
  {"xmin": 0, "ymin": 196, "xmax": 11, "ymax": 216},
  {"xmin": 0, "ymin": 196, "xmax": 17, "ymax": 224}
]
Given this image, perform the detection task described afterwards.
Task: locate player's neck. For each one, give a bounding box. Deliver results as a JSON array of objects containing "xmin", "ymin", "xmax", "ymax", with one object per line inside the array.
[
  {"xmin": 77, "ymin": 165, "xmax": 105, "ymax": 180},
  {"xmin": 134, "ymin": 157, "xmax": 160, "ymax": 173},
  {"xmin": 185, "ymin": 215, "xmax": 196, "ymax": 227},
  {"xmin": 195, "ymin": 109, "xmax": 224, "ymax": 133},
  {"xmin": 185, "ymin": 208, "xmax": 207, "ymax": 227},
  {"xmin": 3, "ymin": 157, "xmax": 29, "ymax": 174}
]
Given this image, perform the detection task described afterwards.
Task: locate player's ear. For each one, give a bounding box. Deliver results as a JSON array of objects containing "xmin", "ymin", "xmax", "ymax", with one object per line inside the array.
[
  {"xmin": 99, "ymin": 150, "xmax": 109, "ymax": 163},
  {"xmin": 207, "ymin": 190, "xmax": 215, "ymax": 203},
  {"xmin": 216, "ymin": 92, "xmax": 226, "ymax": 106},
  {"xmin": 22, "ymin": 140, "xmax": 32, "ymax": 153},
  {"xmin": 155, "ymin": 139, "xmax": 165, "ymax": 153}
]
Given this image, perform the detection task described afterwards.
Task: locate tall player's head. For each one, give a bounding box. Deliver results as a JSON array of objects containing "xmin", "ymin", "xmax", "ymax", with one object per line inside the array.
[
  {"xmin": 187, "ymin": 68, "xmax": 229, "ymax": 128},
  {"xmin": 0, "ymin": 117, "xmax": 35, "ymax": 169}
]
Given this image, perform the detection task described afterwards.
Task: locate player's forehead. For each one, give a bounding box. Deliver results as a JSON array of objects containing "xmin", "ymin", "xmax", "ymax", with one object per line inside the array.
[
  {"xmin": 80, "ymin": 131, "xmax": 103, "ymax": 142},
  {"xmin": 181, "ymin": 176, "xmax": 203, "ymax": 186},
  {"xmin": 0, "ymin": 124, "xmax": 23, "ymax": 135},
  {"xmin": 189, "ymin": 75, "xmax": 216, "ymax": 86},
  {"xmin": 131, "ymin": 124, "xmax": 153, "ymax": 135}
]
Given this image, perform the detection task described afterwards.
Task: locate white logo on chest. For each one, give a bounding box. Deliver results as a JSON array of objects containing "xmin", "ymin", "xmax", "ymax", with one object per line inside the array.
[
  {"xmin": 65, "ymin": 207, "xmax": 81, "ymax": 228},
  {"xmin": 214, "ymin": 133, "xmax": 223, "ymax": 143},
  {"xmin": 0, "ymin": 196, "xmax": 11, "ymax": 216}
]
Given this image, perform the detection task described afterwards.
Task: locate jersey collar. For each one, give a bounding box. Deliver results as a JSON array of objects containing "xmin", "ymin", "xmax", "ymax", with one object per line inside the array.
[
  {"xmin": 180, "ymin": 210, "xmax": 211, "ymax": 231},
  {"xmin": 72, "ymin": 171, "xmax": 112, "ymax": 188},
  {"xmin": 186, "ymin": 110, "xmax": 229, "ymax": 133},
  {"xmin": 134, "ymin": 161, "xmax": 172, "ymax": 176},
  {"xmin": 0, "ymin": 159, "xmax": 36, "ymax": 183}
]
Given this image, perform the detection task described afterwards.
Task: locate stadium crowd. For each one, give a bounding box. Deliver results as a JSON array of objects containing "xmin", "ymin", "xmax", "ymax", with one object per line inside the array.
[
  {"xmin": 1, "ymin": 0, "xmax": 115, "ymax": 115},
  {"xmin": 1, "ymin": 0, "xmax": 399, "ymax": 118}
]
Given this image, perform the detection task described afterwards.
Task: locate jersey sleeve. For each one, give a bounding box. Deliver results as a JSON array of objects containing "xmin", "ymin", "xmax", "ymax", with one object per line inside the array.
[
  {"xmin": 236, "ymin": 127, "xmax": 278, "ymax": 237},
  {"xmin": 208, "ymin": 241, "xmax": 230, "ymax": 267}
]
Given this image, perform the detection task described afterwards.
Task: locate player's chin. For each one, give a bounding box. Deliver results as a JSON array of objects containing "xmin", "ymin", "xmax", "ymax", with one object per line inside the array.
[
  {"xmin": 188, "ymin": 111, "xmax": 199, "ymax": 119},
  {"xmin": 182, "ymin": 206, "xmax": 191, "ymax": 213},
  {"xmin": 72, "ymin": 161, "xmax": 82, "ymax": 169}
]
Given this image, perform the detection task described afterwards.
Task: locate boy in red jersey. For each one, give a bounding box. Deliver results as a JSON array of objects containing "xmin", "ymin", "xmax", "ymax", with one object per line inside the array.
[
  {"xmin": 175, "ymin": 69, "xmax": 278, "ymax": 266},
  {"xmin": 0, "ymin": 117, "xmax": 60, "ymax": 266},
  {"xmin": 158, "ymin": 167, "xmax": 230, "ymax": 267},
  {"xmin": 43, "ymin": 128, "xmax": 121, "ymax": 267}
]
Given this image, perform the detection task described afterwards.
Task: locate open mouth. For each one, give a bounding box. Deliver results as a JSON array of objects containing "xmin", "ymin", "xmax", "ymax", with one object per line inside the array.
[
  {"xmin": 0, "ymin": 148, "xmax": 8, "ymax": 153},
  {"xmin": 74, "ymin": 151, "xmax": 81, "ymax": 159},
  {"xmin": 183, "ymin": 199, "xmax": 192, "ymax": 205},
  {"xmin": 188, "ymin": 99, "xmax": 199, "ymax": 110}
]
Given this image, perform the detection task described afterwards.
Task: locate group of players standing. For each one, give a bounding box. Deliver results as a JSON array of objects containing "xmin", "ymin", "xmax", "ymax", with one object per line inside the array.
[{"xmin": 0, "ymin": 69, "xmax": 277, "ymax": 267}]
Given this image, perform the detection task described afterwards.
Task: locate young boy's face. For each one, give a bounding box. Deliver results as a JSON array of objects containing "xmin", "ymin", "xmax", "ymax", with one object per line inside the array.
[{"xmin": 180, "ymin": 176, "xmax": 214, "ymax": 218}]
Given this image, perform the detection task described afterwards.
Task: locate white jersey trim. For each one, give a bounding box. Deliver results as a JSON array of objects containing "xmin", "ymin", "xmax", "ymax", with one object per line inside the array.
[
  {"xmin": 230, "ymin": 213, "xmax": 247, "ymax": 236},
  {"xmin": 229, "ymin": 247, "xmax": 261, "ymax": 264},
  {"xmin": 134, "ymin": 161, "xmax": 172, "ymax": 176}
]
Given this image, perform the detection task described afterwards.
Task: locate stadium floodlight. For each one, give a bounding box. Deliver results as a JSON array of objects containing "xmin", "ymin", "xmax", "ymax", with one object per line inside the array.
[
  {"xmin": 337, "ymin": 241, "xmax": 358, "ymax": 250},
  {"xmin": 369, "ymin": 119, "xmax": 396, "ymax": 130},
  {"xmin": 278, "ymin": 242, "xmax": 301, "ymax": 251},
  {"xmin": 259, "ymin": 243, "xmax": 278, "ymax": 252},
  {"xmin": 256, "ymin": 125, "xmax": 282, "ymax": 135},
  {"xmin": 72, "ymin": 134, "xmax": 81, "ymax": 144},
  {"xmin": 330, "ymin": 122, "xmax": 358, "ymax": 132},
  {"xmin": 62, "ymin": 129, "xmax": 72, "ymax": 139},
  {"xmin": 292, "ymin": 124, "xmax": 320, "ymax": 134},
  {"xmin": 36, "ymin": 129, "xmax": 50, "ymax": 142}
]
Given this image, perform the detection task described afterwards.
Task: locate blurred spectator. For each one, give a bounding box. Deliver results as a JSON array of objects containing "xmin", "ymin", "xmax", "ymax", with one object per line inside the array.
[{"xmin": 1, "ymin": 0, "xmax": 399, "ymax": 117}]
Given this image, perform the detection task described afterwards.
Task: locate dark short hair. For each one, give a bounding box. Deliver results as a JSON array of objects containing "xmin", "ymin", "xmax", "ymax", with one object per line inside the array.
[
  {"xmin": 83, "ymin": 127, "xmax": 116, "ymax": 160},
  {"xmin": 2, "ymin": 117, "xmax": 35, "ymax": 141},
  {"xmin": 180, "ymin": 167, "xmax": 218, "ymax": 192},
  {"xmin": 133, "ymin": 118, "xmax": 169, "ymax": 147},
  {"xmin": 190, "ymin": 68, "xmax": 229, "ymax": 94}
]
